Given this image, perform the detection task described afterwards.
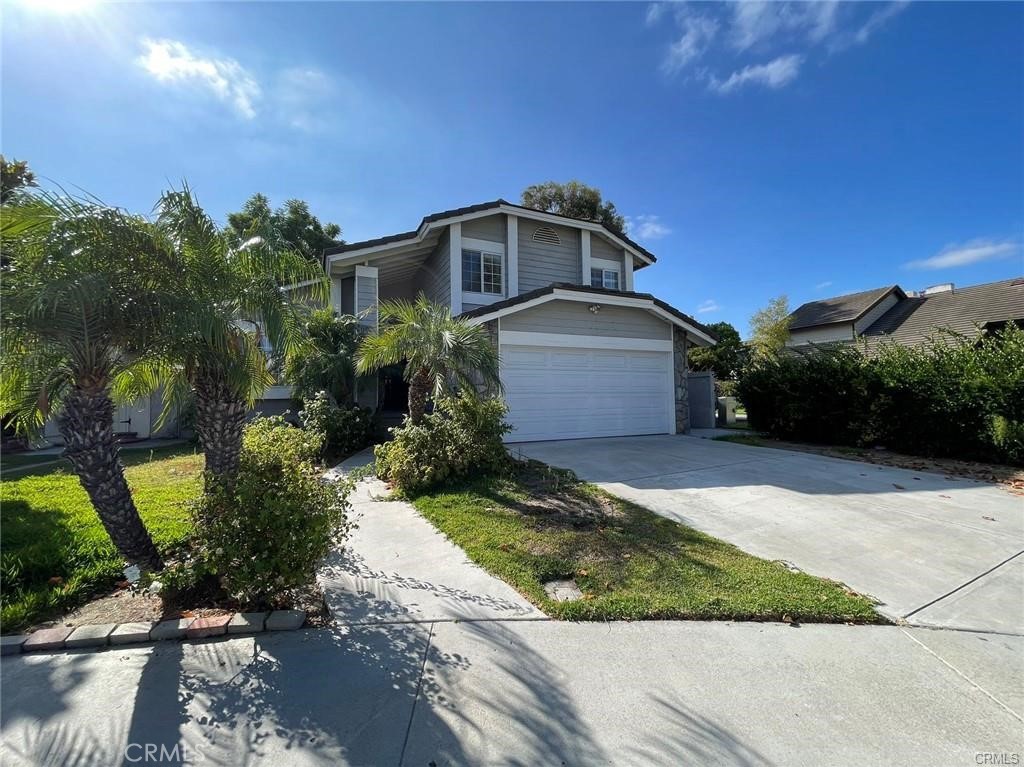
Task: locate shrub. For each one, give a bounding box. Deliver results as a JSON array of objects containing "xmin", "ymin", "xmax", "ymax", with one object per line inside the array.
[
  {"xmin": 299, "ymin": 391, "xmax": 374, "ymax": 458},
  {"xmin": 241, "ymin": 415, "xmax": 323, "ymax": 464},
  {"xmin": 375, "ymin": 393, "xmax": 511, "ymax": 494},
  {"xmin": 736, "ymin": 324, "xmax": 1024, "ymax": 465},
  {"xmin": 738, "ymin": 344, "xmax": 879, "ymax": 446},
  {"xmin": 189, "ymin": 419, "xmax": 350, "ymax": 605}
]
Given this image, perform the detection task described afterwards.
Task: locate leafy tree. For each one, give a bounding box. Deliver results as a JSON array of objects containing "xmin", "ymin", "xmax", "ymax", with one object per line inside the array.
[
  {"xmin": 355, "ymin": 296, "xmax": 501, "ymax": 425},
  {"xmin": 285, "ymin": 309, "xmax": 364, "ymax": 405},
  {"xmin": 0, "ymin": 156, "xmax": 37, "ymax": 204},
  {"xmin": 226, "ymin": 193, "xmax": 341, "ymax": 263},
  {"xmin": 144, "ymin": 188, "xmax": 328, "ymax": 487},
  {"xmin": 749, "ymin": 295, "xmax": 792, "ymax": 359},
  {"xmin": 688, "ymin": 321, "xmax": 744, "ymax": 380},
  {"xmin": 520, "ymin": 180, "xmax": 626, "ymax": 235},
  {"xmin": 1, "ymin": 192, "xmax": 178, "ymax": 571}
]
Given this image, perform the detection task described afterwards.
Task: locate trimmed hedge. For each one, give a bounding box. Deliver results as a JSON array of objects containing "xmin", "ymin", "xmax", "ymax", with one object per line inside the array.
[{"xmin": 736, "ymin": 324, "xmax": 1024, "ymax": 466}]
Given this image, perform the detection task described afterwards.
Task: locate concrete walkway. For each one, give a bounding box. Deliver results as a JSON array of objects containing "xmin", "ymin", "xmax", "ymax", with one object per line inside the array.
[
  {"xmin": 318, "ymin": 472, "xmax": 545, "ymax": 624},
  {"xmin": 515, "ymin": 434, "xmax": 1024, "ymax": 634}
]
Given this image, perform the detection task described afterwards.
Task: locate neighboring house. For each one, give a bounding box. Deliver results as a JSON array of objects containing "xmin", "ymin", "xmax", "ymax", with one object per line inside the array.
[
  {"xmin": 323, "ymin": 199, "xmax": 716, "ymax": 442},
  {"xmin": 787, "ymin": 278, "xmax": 1024, "ymax": 352}
]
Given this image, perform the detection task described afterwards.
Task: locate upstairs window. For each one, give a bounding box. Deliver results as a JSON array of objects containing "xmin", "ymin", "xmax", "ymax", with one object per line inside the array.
[
  {"xmin": 462, "ymin": 249, "xmax": 503, "ymax": 295},
  {"xmin": 591, "ymin": 267, "xmax": 620, "ymax": 290}
]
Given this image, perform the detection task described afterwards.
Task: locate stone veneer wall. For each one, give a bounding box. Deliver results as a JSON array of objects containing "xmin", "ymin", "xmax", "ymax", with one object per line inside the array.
[
  {"xmin": 474, "ymin": 319, "xmax": 500, "ymax": 396},
  {"xmin": 673, "ymin": 327, "xmax": 690, "ymax": 433}
]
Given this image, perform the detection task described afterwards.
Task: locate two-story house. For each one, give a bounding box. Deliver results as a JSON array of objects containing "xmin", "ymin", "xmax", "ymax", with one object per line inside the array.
[{"xmin": 322, "ymin": 200, "xmax": 716, "ymax": 442}]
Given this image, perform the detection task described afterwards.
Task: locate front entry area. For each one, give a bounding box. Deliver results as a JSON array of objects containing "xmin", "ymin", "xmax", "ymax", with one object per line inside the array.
[{"xmin": 500, "ymin": 341, "xmax": 673, "ymax": 442}]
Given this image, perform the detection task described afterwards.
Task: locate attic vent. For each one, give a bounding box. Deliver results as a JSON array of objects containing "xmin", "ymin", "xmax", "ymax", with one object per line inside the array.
[{"xmin": 532, "ymin": 226, "xmax": 561, "ymax": 246}]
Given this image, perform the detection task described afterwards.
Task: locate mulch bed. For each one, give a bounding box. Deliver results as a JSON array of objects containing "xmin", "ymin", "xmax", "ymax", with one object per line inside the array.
[{"xmin": 33, "ymin": 579, "xmax": 331, "ymax": 633}]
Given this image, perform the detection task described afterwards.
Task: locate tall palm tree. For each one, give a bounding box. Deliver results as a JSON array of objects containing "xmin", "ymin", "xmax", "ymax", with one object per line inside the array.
[
  {"xmin": 355, "ymin": 295, "xmax": 502, "ymax": 425},
  {"xmin": 148, "ymin": 188, "xmax": 327, "ymax": 487},
  {"xmin": 1, "ymin": 193, "xmax": 180, "ymax": 571}
]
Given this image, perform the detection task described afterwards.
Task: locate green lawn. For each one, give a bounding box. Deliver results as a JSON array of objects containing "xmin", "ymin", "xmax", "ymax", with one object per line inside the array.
[
  {"xmin": 411, "ymin": 462, "xmax": 881, "ymax": 623},
  {"xmin": 1, "ymin": 446, "xmax": 202, "ymax": 632}
]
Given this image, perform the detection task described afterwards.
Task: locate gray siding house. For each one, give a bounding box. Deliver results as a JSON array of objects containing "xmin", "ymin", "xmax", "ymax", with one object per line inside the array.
[{"xmin": 323, "ymin": 200, "xmax": 716, "ymax": 443}]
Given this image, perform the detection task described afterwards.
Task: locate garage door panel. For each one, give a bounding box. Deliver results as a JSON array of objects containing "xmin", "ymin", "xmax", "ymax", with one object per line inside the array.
[{"xmin": 500, "ymin": 343, "xmax": 673, "ymax": 442}]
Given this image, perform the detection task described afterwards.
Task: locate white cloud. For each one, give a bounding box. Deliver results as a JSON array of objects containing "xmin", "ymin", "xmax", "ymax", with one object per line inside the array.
[
  {"xmin": 904, "ymin": 239, "xmax": 1020, "ymax": 270},
  {"xmin": 815, "ymin": 280, "xmax": 834, "ymax": 290},
  {"xmin": 626, "ymin": 214, "xmax": 672, "ymax": 241},
  {"xmin": 730, "ymin": 1, "xmax": 839, "ymax": 52},
  {"xmin": 650, "ymin": 1, "xmax": 908, "ymax": 91},
  {"xmin": 645, "ymin": 2, "xmax": 666, "ymax": 27},
  {"xmin": 137, "ymin": 38, "xmax": 260, "ymax": 119},
  {"xmin": 854, "ymin": 1, "xmax": 909, "ymax": 46},
  {"xmin": 697, "ymin": 299, "xmax": 721, "ymax": 314},
  {"xmin": 661, "ymin": 11, "xmax": 719, "ymax": 75},
  {"xmin": 710, "ymin": 54, "xmax": 803, "ymax": 94}
]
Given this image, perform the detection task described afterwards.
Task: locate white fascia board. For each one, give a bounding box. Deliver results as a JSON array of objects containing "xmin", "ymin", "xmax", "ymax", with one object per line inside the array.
[{"xmin": 500, "ymin": 330, "xmax": 672, "ymax": 352}]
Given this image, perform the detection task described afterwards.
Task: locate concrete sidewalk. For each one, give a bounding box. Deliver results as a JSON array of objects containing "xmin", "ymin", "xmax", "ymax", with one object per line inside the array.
[{"xmin": 1, "ymin": 622, "xmax": 1020, "ymax": 766}]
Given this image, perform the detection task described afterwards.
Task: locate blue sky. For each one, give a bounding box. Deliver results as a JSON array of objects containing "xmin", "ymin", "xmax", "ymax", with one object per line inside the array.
[{"xmin": 3, "ymin": 1, "xmax": 1022, "ymax": 334}]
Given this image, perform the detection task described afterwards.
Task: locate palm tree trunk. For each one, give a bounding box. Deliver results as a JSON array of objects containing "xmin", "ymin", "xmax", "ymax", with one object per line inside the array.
[
  {"xmin": 58, "ymin": 386, "xmax": 164, "ymax": 572},
  {"xmin": 193, "ymin": 383, "xmax": 248, "ymax": 490},
  {"xmin": 408, "ymin": 367, "xmax": 431, "ymax": 425}
]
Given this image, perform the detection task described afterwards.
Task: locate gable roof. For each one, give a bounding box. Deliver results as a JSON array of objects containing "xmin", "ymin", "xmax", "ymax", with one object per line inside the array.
[
  {"xmin": 323, "ymin": 199, "xmax": 657, "ymax": 266},
  {"xmin": 861, "ymin": 278, "xmax": 1024, "ymax": 348},
  {"xmin": 789, "ymin": 285, "xmax": 905, "ymax": 330},
  {"xmin": 459, "ymin": 282, "xmax": 718, "ymax": 346}
]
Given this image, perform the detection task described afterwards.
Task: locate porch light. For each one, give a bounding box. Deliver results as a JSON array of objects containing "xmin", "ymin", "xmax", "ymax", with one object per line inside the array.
[{"xmin": 589, "ymin": 304, "xmax": 601, "ymax": 314}]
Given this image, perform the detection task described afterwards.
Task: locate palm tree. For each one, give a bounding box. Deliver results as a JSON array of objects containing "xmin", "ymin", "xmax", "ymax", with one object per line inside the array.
[
  {"xmin": 1, "ymin": 193, "xmax": 179, "ymax": 571},
  {"xmin": 284, "ymin": 309, "xmax": 364, "ymax": 405},
  {"xmin": 355, "ymin": 295, "xmax": 502, "ymax": 425},
  {"xmin": 148, "ymin": 188, "xmax": 327, "ymax": 486}
]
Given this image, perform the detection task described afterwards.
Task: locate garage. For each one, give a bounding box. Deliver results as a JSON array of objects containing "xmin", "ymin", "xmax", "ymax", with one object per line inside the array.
[
  {"xmin": 462, "ymin": 285, "xmax": 718, "ymax": 444},
  {"xmin": 500, "ymin": 341, "xmax": 674, "ymax": 442}
]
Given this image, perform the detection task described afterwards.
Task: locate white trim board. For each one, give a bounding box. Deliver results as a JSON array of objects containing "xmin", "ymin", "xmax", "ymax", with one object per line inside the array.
[{"xmin": 500, "ymin": 331, "xmax": 672, "ymax": 352}]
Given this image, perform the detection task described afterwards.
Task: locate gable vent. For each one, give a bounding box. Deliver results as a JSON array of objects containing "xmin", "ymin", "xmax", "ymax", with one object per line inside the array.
[{"xmin": 532, "ymin": 226, "xmax": 561, "ymax": 246}]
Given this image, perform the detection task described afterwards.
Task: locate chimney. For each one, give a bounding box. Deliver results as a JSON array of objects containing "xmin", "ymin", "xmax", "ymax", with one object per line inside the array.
[{"xmin": 921, "ymin": 283, "xmax": 954, "ymax": 296}]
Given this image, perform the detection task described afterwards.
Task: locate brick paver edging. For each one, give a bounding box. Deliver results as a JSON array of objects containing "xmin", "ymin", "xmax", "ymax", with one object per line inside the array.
[{"xmin": 1, "ymin": 609, "xmax": 306, "ymax": 656}]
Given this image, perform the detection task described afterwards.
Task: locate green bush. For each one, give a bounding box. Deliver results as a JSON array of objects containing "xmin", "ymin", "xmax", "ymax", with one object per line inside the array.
[
  {"xmin": 375, "ymin": 393, "xmax": 511, "ymax": 494},
  {"xmin": 736, "ymin": 324, "xmax": 1024, "ymax": 465},
  {"xmin": 241, "ymin": 415, "xmax": 324, "ymax": 464},
  {"xmin": 299, "ymin": 391, "xmax": 374, "ymax": 458},
  {"xmin": 189, "ymin": 419, "xmax": 350, "ymax": 605}
]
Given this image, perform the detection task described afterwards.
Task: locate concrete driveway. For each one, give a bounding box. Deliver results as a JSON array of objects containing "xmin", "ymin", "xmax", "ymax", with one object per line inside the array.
[{"xmin": 515, "ymin": 435, "xmax": 1024, "ymax": 634}]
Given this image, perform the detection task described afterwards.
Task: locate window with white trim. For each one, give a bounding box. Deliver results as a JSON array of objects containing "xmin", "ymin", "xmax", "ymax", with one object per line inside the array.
[
  {"xmin": 462, "ymin": 249, "xmax": 503, "ymax": 295},
  {"xmin": 591, "ymin": 267, "xmax": 620, "ymax": 290}
]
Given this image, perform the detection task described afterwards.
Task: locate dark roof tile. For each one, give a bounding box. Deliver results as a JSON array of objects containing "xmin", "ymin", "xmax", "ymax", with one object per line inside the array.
[{"xmin": 789, "ymin": 285, "xmax": 903, "ymax": 329}]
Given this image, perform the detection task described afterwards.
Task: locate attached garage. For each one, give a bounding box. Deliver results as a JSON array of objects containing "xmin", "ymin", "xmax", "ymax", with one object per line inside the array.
[
  {"xmin": 463, "ymin": 285, "xmax": 717, "ymax": 443},
  {"xmin": 500, "ymin": 342, "xmax": 673, "ymax": 441}
]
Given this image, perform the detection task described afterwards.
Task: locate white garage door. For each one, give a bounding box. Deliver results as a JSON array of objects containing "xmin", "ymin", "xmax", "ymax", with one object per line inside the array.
[{"xmin": 500, "ymin": 343, "xmax": 674, "ymax": 442}]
